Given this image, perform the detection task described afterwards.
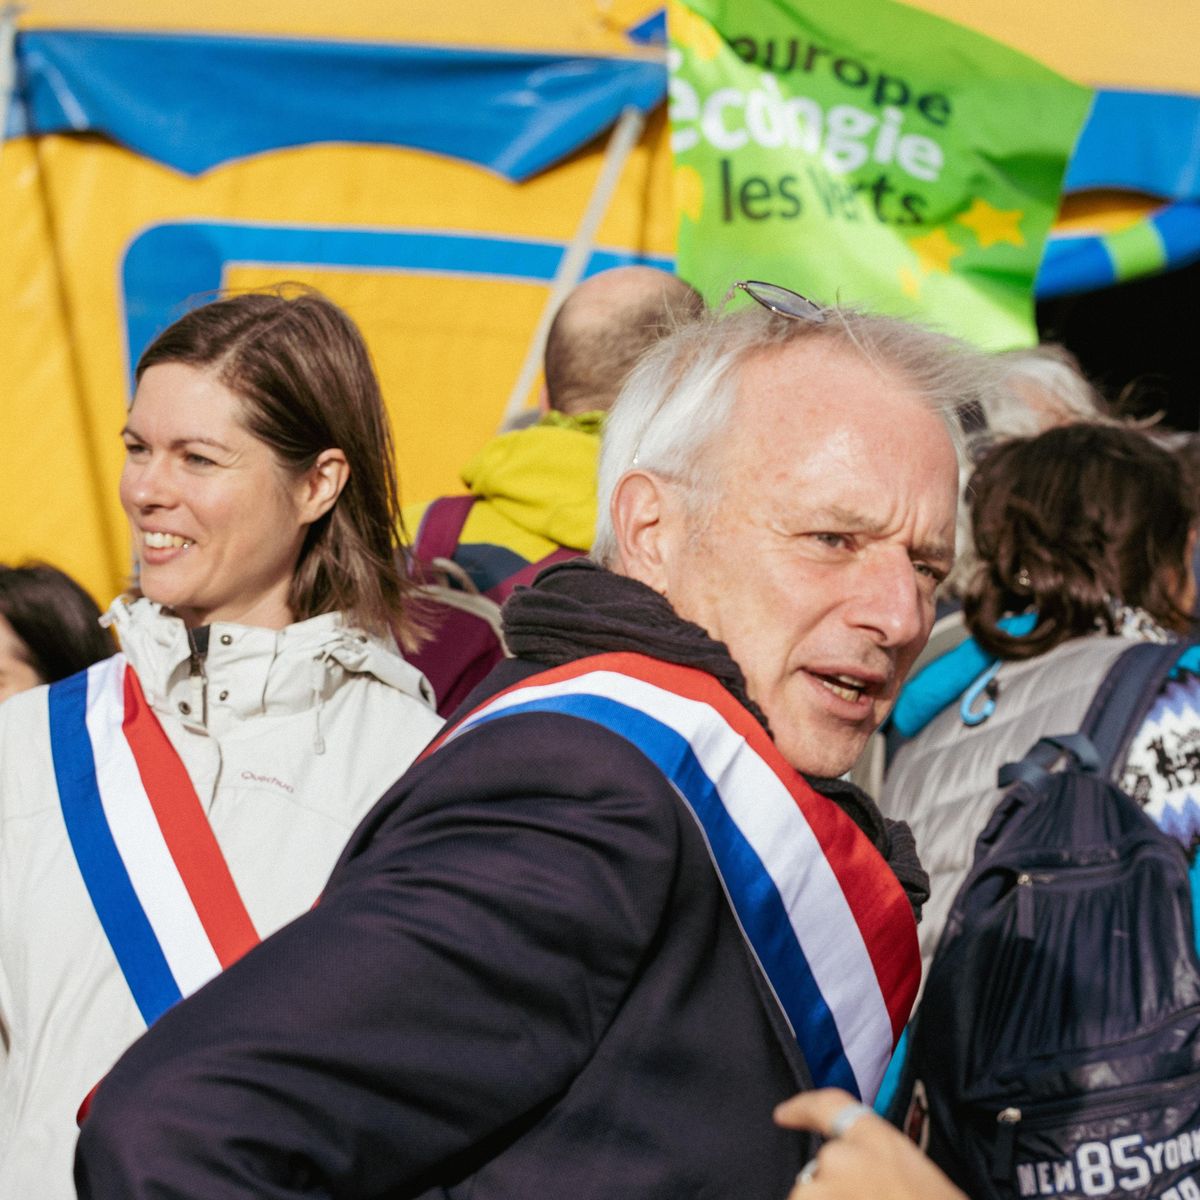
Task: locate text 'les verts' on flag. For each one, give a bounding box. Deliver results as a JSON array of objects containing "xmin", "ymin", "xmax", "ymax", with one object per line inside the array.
[{"xmin": 667, "ymin": 0, "xmax": 1094, "ymax": 349}]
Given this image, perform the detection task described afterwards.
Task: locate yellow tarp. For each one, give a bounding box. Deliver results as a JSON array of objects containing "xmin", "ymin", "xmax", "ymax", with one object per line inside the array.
[{"xmin": 1, "ymin": 3, "xmax": 673, "ymax": 602}]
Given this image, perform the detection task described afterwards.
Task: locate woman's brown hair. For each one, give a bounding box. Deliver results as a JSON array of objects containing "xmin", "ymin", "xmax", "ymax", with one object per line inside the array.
[
  {"xmin": 136, "ymin": 288, "xmax": 421, "ymax": 645},
  {"xmin": 964, "ymin": 423, "xmax": 1196, "ymax": 660}
]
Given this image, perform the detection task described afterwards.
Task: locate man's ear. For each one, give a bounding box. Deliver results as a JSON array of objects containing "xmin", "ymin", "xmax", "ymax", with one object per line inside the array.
[
  {"xmin": 610, "ymin": 469, "xmax": 685, "ymax": 593},
  {"xmin": 297, "ymin": 449, "xmax": 350, "ymax": 525}
]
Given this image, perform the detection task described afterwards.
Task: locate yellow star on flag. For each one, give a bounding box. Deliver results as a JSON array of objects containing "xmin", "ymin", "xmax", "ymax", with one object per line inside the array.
[
  {"xmin": 909, "ymin": 228, "xmax": 962, "ymax": 275},
  {"xmin": 956, "ymin": 198, "xmax": 1026, "ymax": 248},
  {"xmin": 899, "ymin": 266, "xmax": 922, "ymax": 299}
]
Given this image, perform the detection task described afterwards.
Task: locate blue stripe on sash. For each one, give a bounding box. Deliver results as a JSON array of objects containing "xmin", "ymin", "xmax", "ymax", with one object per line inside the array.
[
  {"xmin": 47, "ymin": 669, "xmax": 182, "ymax": 1025},
  {"xmin": 466, "ymin": 692, "xmax": 857, "ymax": 1093}
]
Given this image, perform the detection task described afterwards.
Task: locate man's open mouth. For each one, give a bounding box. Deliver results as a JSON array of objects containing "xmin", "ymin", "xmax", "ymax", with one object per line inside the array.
[{"xmin": 813, "ymin": 672, "xmax": 871, "ymax": 703}]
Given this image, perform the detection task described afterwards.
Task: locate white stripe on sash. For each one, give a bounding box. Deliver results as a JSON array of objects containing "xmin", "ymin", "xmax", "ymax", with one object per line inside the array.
[
  {"xmin": 84, "ymin": 657, "xmax": 222, "ymax": 997},
  {"xmin": 453, "ymin": 667, "xmax": 894, "ymax": 1097}
]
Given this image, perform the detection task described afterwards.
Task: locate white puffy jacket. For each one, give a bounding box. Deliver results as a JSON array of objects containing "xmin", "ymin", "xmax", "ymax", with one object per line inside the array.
[
  {"xmin": 0, "ymin": 597, "xmax": 442, "ymax": 1200},
  {"xmin": 882, "ymin": 635, "xmax": 1136, "ymax": 985}
]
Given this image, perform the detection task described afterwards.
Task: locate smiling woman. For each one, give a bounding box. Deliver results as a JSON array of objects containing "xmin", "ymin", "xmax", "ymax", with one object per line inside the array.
[
  {"xmin": 121, "ymin": 362, "xmax": 340, "ymax": 631},
  {"xmin": 128, "ymin": 289, "xmax": 423, "ymax": 639},
  {"xmin": 0, "ymin": 289, "xmax": 443, "ymax": 1200}
]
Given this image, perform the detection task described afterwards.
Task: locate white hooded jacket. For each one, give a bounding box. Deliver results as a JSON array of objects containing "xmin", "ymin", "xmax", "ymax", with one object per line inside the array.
[{"xmin": 0, "ymin": 597, "xmax": 442, "ymax": 1200}]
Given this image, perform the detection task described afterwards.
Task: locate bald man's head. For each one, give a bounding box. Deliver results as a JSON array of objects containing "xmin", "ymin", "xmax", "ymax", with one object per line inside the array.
[{"xmin": 543, "ymin": 267, "xmax": 704, "ymax": 416}]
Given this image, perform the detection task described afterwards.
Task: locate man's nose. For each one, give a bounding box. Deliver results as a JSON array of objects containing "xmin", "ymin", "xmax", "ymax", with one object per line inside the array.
[{"xmin": 850, "ymin": 549, "xmax": 926, "ymax": 649}]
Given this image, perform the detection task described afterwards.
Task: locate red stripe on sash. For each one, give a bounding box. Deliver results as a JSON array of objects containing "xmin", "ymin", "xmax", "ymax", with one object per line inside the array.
[
  {"xmin": 429, "ymin": 652, "xmax": 918, "ymax": 1040},
  {"xmin": 121, "ymin": 667, "xmax": 259, "ymax": 968}
]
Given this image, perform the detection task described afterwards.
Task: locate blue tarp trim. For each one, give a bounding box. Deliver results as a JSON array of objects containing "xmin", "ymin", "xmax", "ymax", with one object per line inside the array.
[
  {"xmin": 626, "ymin": 10, "xmax": 667, "ymax": 45},
  {"xmin": 120, "ymin": 220, "xmax": 672, "ymax": 383},
  {"xmin": 11, "ymin": 29, "xmax": 1200, "ymax": 298},
  {"xmin": 1154, "ymin": 200, "xmax": 1200, "ymax": 268},
  {"xmin": 8, "ymin": 29, "xmax": 666, "ymax": 180},
  {"xmin": 1037, "ymin": 200, "xmax": 1200, "ymax": 299},
  {"xmin": 9, "ymin": 30, "xmax": 1200, "ymax": 199},
  {"xmin": 1065, "ymin": 90, "xmax": 1200, "ymax": 200},
  {"xmin": 1037, "ymin": 235, "xmax": 1119, "ymax": 299}
]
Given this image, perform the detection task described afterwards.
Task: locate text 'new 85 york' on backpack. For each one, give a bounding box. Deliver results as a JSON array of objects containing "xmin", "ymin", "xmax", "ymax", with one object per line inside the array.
[{"xmin": 903, "ymin": 641, "xmax": 1200, "ymax": 1200}]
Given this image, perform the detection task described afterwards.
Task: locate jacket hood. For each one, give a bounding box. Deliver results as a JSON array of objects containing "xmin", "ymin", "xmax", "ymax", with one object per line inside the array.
[
  {"xmin": 460, "ymin": 422, "xmax": 600, "ymax": 552},
  {"xmin": 106, "ymin": 597, "xmax": 434, "ymax": 728}
]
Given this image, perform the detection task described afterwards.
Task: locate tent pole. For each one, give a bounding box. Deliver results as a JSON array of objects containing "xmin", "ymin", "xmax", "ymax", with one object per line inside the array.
[
  {"xmin": 0, "ymin": 5, "xmax": 21, "ymax": 167},
  {"xmin": 498, "ymin": 103, "xmax": 647, "ymax": 430}
]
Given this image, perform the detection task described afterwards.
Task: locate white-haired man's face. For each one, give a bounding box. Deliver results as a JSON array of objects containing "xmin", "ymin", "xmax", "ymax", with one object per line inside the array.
[{"xmin": 615, "ymin": 339, "xmax": 958, "ymax": 777}]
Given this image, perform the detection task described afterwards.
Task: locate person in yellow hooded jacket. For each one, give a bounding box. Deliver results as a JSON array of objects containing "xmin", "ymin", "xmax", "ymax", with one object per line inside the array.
[{"xmin": 404, "ymin": 267, "xmax": 704, "ymax": 713}]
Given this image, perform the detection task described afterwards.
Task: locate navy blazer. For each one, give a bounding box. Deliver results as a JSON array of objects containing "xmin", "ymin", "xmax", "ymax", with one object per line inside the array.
[{"xmin": 76, "ymin": 658, "xmax": 814, "ymax": 1199}]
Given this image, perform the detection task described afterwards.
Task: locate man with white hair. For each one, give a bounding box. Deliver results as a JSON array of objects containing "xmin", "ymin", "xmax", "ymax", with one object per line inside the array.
[{"xmin": 77, "ymin": 285, "xmax": 995, "ymax": 1200}]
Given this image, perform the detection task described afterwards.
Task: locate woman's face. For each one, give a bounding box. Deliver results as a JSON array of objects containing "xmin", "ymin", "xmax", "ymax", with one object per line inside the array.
[
  {"xmin": 120, "ymin": 363, "xmax": 319, "ymax": 630},
  {"xmin": 0, "ymin": 614, "xmax": 42, "ymax": 702}
]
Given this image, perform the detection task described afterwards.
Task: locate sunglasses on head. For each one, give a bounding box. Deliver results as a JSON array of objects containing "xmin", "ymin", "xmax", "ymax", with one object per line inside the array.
[{"xmin": 732, "ymin": 280, "xmax": 827, "ymax": 324}]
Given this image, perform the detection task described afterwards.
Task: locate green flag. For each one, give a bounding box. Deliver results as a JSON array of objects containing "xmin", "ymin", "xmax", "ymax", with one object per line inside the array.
[{"xmin": 668, "ymin": 0, "xmax": 1094, "ymax": 348}]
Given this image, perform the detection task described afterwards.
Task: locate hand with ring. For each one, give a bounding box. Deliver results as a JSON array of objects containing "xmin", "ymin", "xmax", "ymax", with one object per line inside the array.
[{"xmin": 777, "ymin": 1088, "xmax": 966, "ymax": 1200}]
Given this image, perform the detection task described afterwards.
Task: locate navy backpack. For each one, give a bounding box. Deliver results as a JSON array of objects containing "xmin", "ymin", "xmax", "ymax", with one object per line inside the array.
[{"xmin": 902, "ymin": 642, "xmax": 1200, "ymax": 1200}]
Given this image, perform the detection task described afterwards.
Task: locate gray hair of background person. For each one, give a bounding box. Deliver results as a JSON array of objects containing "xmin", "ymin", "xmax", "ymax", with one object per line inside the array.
[
  {"xmin": 0, "ymin": 562, "xmax": 114, "ymax": 683},
  {"xmin": 592, "ymin": 302, "xmax": 1007, "ymax": 567},
  {"xmin": 983, "ymin": 343, "xmax": 1112, "ymax": 439}
]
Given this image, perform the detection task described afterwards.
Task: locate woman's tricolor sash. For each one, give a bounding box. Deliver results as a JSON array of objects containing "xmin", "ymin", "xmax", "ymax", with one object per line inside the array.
[
  {"xmin": 431, "ymin": 652, "xmax": 920, "ymax": 1102},
  {"xmin": 47, "ymin": 655, "xmax": 259, "ymax": 1027}
]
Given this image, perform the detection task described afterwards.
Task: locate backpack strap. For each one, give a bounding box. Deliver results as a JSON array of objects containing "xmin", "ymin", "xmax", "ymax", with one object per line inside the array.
[
  {"xmin": 996, "ymin": 732, "xmax": 1099, "ymax": 788},
  {"xmin": 1079, "ymin": 641, "xmax": 1187, "ymax": 779},
  {"xmin": 486, "ymin": 545, "xmax": 582, "ymax": 603},
  {"xmin": 412, "ymin": 495, "xmax": 477, "ymax": 566},
  {"xmin": 994, "ymin": 642, "xmax": 1184, "ymax": 790},
  {"xmin": 413, "ymin": 495, "xmax": 581, "ymax": 599}
]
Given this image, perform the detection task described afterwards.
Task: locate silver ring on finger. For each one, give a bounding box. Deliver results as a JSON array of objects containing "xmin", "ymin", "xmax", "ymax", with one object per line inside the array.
[
  {"xmin": 829, "ymin": 1100, "xmax": 873, "ymax": 1139},
  {"xmin": 795, "ymin": 1158, "xmax": 819, "ymax": 1186}
]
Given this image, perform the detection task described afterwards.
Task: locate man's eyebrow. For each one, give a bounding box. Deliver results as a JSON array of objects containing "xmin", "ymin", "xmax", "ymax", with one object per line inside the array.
[
  {"xmin": 815, "ymin": 505, "xmax": 954, "ymax": 563},
  {"xmin": 912, "ymin": 539, "xmax": 956, "ymax": 565}
]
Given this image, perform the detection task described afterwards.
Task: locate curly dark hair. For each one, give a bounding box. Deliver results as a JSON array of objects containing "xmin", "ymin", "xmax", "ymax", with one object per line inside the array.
[{"xmin": 963, "ymin": 423, "xmax": 1197, "ymax": 660}]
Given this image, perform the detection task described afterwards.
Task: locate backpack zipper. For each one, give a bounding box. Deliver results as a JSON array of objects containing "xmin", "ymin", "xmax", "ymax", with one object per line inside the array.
[
  {"xmin": 1015, "ymin": 873, "xmax": 1034, "ymax": 938},
  {"xmin": 985, "ymin": 843, "xmax": 1190, "ymax": 944},
  {"xmin": 969, "ymin": 1016, "xmax": 1200, "ymax": 1114},
  {"xmin": 981, "ymin": 1065, "xmax": 1200, "ymax": 1183},
  {"xmin": 993, "ymin": 1107, "xmax": 1021, "ymax": 1180}
]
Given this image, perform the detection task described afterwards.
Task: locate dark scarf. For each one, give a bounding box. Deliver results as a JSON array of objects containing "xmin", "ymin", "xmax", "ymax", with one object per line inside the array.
[{"xmin": 505, "ymin": 559, "xmax": 930, "ymax": 920}]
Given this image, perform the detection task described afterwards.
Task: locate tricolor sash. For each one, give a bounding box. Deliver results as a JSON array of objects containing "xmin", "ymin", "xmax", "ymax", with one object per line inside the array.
[
  {"xmin": 48, "ymin": 655, "xmax": 259, "ymax": 1027},
  {"xmin": 430, "ymin": 652, "xmax": 920, "ymax": 1101}
]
